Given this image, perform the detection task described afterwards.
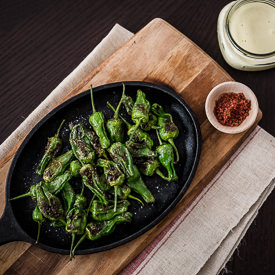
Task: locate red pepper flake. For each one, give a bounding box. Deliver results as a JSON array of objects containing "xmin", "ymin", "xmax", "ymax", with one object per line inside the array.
[{"xmin": 214, "ymin": 92, "xmax": 251, "ymax": 127}]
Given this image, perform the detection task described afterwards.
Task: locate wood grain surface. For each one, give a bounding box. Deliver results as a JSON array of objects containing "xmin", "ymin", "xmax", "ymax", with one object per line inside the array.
[{"xmin": 0, "ymin": 1, "xmax": 274, "ymax": 274}]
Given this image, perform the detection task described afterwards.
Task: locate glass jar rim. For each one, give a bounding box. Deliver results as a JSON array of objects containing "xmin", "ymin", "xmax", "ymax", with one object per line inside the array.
[{"xmin": 225, "ymin": 0, "xmax": 275, "ymax": 58}]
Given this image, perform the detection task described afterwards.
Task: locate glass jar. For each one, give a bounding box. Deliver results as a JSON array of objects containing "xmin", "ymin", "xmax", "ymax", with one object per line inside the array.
[{"xmin": 217, "ymin": 0, "xmax": 275, "ymax": 71}]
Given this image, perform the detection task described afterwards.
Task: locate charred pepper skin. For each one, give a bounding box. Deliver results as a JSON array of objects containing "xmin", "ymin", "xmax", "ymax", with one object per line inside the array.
[
  {"xmin": 89, "ymin": 85, "xmax": 110, "ymax": 149},
  {"xmin": 69, "ymin": 124, "xmax": 96, "ymax": 165},
  {"xmin": 127, "ymin": 165, "xmax": 155, "ymax": 203},
  {"xmin": 66, "ymin": 194, "xmax": 88, "ymax": 260},
  {"xmin": 108, "ymin": 102, "xmax": 154, "ymax": 149},
  {"xmin": 36, "ymin": 120, "xmax": 65, "ymax": 175},
  {"xmin": 140, "ymin": 113, "xmax": 158, "ymax": 131},
  {"xmin": 97, "ymin": 158, "xmax": 125, "ymax": 187},
  {"xmin": 86, "ymin": 212, "xmax": 132, "ymax": 241},
  {"xmin": 91, "ymin": 200, "xmax": 130, "ymax": 221},
  {"xmin": 123, "ymin": 94, "xmax": 134, "ymax": 115},
  {"xmin": 106, "ymin": 84, "xmax": 125, "ymax": 143},
  {"xmin": 109, "ymin": 142, "xmax": 134, "ymax": 178},
  {"xmin": 126, "ymin": 141, "xmax": 157, "ymax": 158},
  {"xmin": 129, "ymin": 90, "xmax": 151, "ymax": 140},
  {"xmin": 43, "ymin": 150, "xmax": 74, "ymax": 182},
  {"xmin": 84, "ymin": 128, "xmax": 106, "ymax": 158},
  {"xmin": 80, "ymin": 164, "xmax": 108, "ymax": 206},
  {"xmin": 152, "ymin": 103, "xmax": 179, "ymax": 162},
  {"xmin": 156, "ymin": 130, "xmax": 178, "ymax": 182},
  {"xmin": 36, "ymin": 182, "xmax": 64, "ymax": 221},
  {"xmin": 44, "ymin": 170, "xmax": 72, "ymax": 194},
  {"xmin": 138, "ymin": 158, "xmax": 160, "ymax": 177}
]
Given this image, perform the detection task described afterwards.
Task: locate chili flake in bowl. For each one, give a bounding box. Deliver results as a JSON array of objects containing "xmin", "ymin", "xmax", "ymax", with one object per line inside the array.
[{"xmin": 205, "ymin": 82, "xmax": 259, "ymax": 134}]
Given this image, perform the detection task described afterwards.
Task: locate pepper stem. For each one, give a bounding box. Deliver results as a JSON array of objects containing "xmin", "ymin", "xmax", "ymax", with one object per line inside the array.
[
  {"xmin": 70, "ymin": 233, "xmax": 76, "ymax": 260},
  {"xmin": 156, "ymin": 130, "xmax": 162, "ymax": 145},
  {"xmin": 88, "ymin": 194, "xmax": 96, "ymax": 212},
  {"xmin": 128, "ymin": 194, "xmax": 144, "ymax": 206},
  {"xmin": 156, "ymin": 169, "xmax": 171, "ymax": 181},
  {"xmin": 71, "ymin": 232, "xmax": 87, "ymax": 259},
  {"xmin": 168, "ymin": 138, "xmax": 179, "ymax": 163},
  {"xmin": 59, "ymin": 218, "xmax": 67, "ymax": 226},
  {"xmin": 55, "ymin": 119, "xmax": 65, "ymax": 137},
  {"xmin": 114, "ymin": 185, "xmax": 118, "ymax": 212},
  {"xmin": 114, "ymin": 84, "xmax": 125, "ymax": 118},
  {"xmin": 129, "ymin": 119, "xmax": 142, "ymax": 142},
  {"xmin": 107, "ymin": 102, "xmax": 131, "ymax": 129},
  {"xmin": 35, "ymin": 222, "xmax": 42, "ymax": 244},
  {"xmin": 80, "ymin": 182, "xmax": 85, "ymax": 196},
  {"xmin": 90, "ymin": 85, "xmax": 96, "ymax": 114},
  {"xmin": 9, "ymin": 192, "xmax": 31, "ymax": 201}
]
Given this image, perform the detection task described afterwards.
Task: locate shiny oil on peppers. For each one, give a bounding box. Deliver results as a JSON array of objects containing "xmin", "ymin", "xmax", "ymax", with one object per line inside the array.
[
  {"xmin": 36, "ymin": 120, "xmax": 65, "ymax": 175},
  {"xmin": 43, "ymin": 150, "xmax": 74, "ymax": 182},
  {"xmin": 89, "ymin": 85, "xmax": 110, "ymax": 149},
  {"xmin": 36, "ymin": 182, "xmax": 64, "ymax": 221},
  {"xmin": 155, "ymin": 130, "xmax": 178, "ymax": 182},
  {"xmin": 129, "ymin": 90, "xmax": 151, "ymax": 140},
  {"xmin": 152, "ymin": 103, "xmax": 179, "ymax": 162},
  {"xmin": 66, "ymin": 194, "xmax": 88, "ymax": 259},
  {"xmin": 70, "ymin": 160, "xmax": 82, "ymax": 177},
  {"xmin": 106, "ymin": 84, "xmax": 125, "ymax": 143},
  {"xmin": 127, "ymin": 165, "xmax": 155, "ymax": 203},
  {"xmin": 80, "ymin": 164, "xmax": 108, "ymax": 206},
  {"xmin": 109, "ymin": 142, "xmax": 134, "ymax": 178},
  {"xmin": 91, "ymin": 199, "xmax": 130, "ymax": 221},
  {"xmin": 69, "ymin": 124, "xmax": 96, "ymax": 165},
  {"xmin": 61, "ymin": 181, "xmax": 76, "ymax": 215}
]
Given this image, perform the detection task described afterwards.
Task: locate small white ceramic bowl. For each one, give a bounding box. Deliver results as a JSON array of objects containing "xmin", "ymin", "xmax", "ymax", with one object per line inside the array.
[{"xmin": 205, "ymin": 81, "xmax": 259, "ymax": 134}]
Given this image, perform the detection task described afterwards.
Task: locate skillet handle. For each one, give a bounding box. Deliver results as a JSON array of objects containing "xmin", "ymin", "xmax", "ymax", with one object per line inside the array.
[{"xmin": 0, "ymin": 204, "xmax": 27, "ymax": 245}]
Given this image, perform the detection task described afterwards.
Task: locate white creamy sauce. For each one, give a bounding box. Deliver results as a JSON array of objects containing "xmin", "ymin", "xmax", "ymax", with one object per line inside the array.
[{"xmin": 229, "ymin": 2, "xmax": 275, "ymax": 54}]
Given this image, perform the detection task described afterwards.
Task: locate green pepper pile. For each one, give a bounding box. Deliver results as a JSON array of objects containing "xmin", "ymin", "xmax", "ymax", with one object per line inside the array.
[{"xmin": 10, "ymin": 84, "xmax": 180, "ymax": 259}]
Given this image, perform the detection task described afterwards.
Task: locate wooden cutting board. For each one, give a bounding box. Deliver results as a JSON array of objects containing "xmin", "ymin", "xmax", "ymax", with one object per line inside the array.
[{"xmin": 0, "ymin": 18, "xmax": 261, "ymax": 274}]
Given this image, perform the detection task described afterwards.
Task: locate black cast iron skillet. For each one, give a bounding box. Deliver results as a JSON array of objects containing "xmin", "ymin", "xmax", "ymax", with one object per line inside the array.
[{"xmin": 0, "ymin": 81, "xmax": 201, "ymax": 255}]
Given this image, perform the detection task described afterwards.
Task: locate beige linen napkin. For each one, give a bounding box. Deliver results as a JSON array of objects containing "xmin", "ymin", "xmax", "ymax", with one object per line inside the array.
[{"xmin": 1, "ymin": 24, "xmax": 274, "ymax": 275}]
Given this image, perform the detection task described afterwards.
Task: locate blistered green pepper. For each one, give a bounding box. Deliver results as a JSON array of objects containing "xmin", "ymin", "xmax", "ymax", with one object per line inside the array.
[
  {"xmin": 70, "ymin": 160, "xmax": 82, "ymax": 177},
  {"xmin": 71, "ymin": 212, "xmax": 132, "ymax": 257},
  {"xmin": 80, "ymin": 164, "xmax": 108, "ymax": 206},
  {"xmin": 106, "ymin": 84, "xmax": 125, "ymax": 143},
  {"xmin": 108, "ymin": 185, "xmax": 144, "ymax": 205},
  {"xmin": 123, "ymin": 94, "xmax": 134, "ymax": 115},
  {"xmin": 69, "ymin": 124, "xmax": 96, "ymax": 165},
  {"xmin": 32, "ymin": 205, "xmax": 45, "ymax": 244},
  {"xmin": 130, "ymin": 90, "xmax": 151, "ymax": 140},
  {"xmin": 140, "ymin": 113, "xmax": 158, "ymax": 131},
  {"xmin": 108, "ymin": 102, "xmax": 153, "ymax": 149},
  {"xmin": 156, "ymin": 130, "xmax": 178, "ymax": 182},
  {"xmin": 36, "ymin": 182, "xmax": 64, "ymax": 221},
  {"xmin": 109, "ymin": 142, "xmax": 134, "ymax": 178},
  {"xmin": 97, "ymin": 158, "xmax": 125, "ymax": 187},
  {"xmin": 66, "ymin": 194, "xmax": 88, "ymax": 259},
  {"xmin": 138, "ymin": 158, "xmax": 160, "ymax": 177},
  {"xmin": 97, "ymin": 158, "xmax": 125, "ymax": 211},
  {"xmin": 36, "ymin": 120, "xmax": 65, "ymax": 175},
  {"xmin": 44, "ymin": 170, "xmax": 72, "ymax": 194},
  {"xmin": 152, "ymin": 103, "xmax": 179, "ymax": 162},
  {"xmin": 127, "ymin": 165, "xmax": 155, "ymax": 203},
  {"xmin": 43, "ymin": 150, "xmax": 74, "ymax": 182},
  {"xmin": 89, "ymin": 85, "xmax": 110, "ymax": 149},
  {"xmin": 61, "ymin": 182, "xmax": 76, "ymax": 215},
  {"xmin": 84, "ymin": 128, "xmax": 106, "ymax": 158},
  {"xmin": 125, "ymin": 141, "xmax": 157, "ymax": 158},
  {"xmin": 91, "ymin": 200, "xmax": 130, "ymax": 221}
]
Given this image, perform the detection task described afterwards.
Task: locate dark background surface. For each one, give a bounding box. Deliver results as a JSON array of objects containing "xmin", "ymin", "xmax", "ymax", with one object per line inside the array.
[{"xmin": 1, "ymin": 0, "xmax": 274, "ymax": 274}]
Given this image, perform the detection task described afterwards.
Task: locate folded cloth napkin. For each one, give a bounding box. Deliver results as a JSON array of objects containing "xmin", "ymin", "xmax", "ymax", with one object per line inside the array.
[{"xmin": 1, "ymin": 24, "xmax": 274, "ymax": 275}]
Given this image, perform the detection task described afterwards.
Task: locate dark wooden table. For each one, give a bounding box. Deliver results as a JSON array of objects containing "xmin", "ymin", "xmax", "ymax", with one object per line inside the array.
[{"xmin": 1, "ymin": 1, "xmax": 274, "ymax": 274}]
